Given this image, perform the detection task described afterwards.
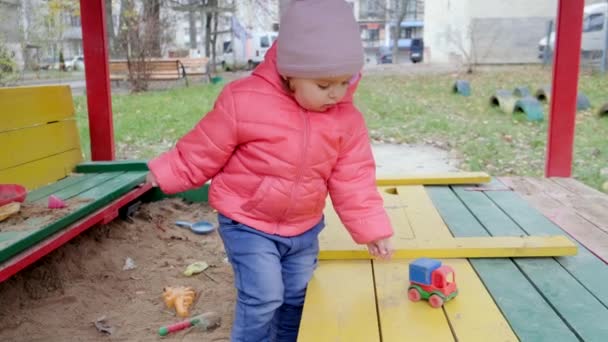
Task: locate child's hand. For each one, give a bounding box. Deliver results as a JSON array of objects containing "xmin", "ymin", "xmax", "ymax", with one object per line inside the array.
[
  {"xmin": 367, "ymin": 238, "xmax": 393, "ymax": 260},
  {"xmin": 146, "ymin": 172, "xmax": 158, "ymax": 187}
]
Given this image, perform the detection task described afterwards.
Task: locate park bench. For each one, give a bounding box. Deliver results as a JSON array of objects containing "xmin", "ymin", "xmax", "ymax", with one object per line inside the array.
[{"xmin": 109, "ymin": 59, "xmax": 183, "ymax": 82}]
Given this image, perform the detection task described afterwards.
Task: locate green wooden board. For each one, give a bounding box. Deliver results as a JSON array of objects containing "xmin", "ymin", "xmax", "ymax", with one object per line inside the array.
[
  {"xmin": 42, "ymin": 172, "xmax": 124, "ymax": 203},
  {"xmin": 487, "ymin": 181, "xmax": 608, "ymax": 308},
  {"xmin": 26, "ymin": 173, "xmax": 95, "ymax": 202},
  {"xmin": 0, "ymin": 171, "xmax": 146, "ymax": 263},
  {"xmin": 427, "ymin": 186, "xmax": 578, "ymax": 341},
  {"xmin": 450, "ymin": 185, "xmax": 608, "ymax": 341},
  {"xmin": 75, "ymin": 161, "xmax": 149, "ymax": 173}
]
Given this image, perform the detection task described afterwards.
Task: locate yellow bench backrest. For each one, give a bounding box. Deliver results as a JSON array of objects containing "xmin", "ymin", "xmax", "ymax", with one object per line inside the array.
[{"xmin": 0, "ymin": 85, "xmax": 83, "ymax": 190}]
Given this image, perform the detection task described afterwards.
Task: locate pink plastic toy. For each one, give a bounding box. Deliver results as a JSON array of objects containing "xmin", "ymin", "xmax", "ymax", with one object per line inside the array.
[{"xmin": 48, "ymin": 195, "xmax": 67, "ymax": 209}]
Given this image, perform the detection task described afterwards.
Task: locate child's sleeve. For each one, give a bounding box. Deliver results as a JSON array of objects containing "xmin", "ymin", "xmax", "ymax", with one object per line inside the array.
[
  {"xmin": 147, "ymin": 86, "xmax": 238, "ymax": 194},
  {"xmin": 327, "ymin": 115, "xmax": 393, "ymax": 244}
]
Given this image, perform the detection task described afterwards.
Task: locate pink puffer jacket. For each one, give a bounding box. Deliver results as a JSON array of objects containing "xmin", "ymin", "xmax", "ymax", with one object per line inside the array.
[{"xmin": 148, "ymin": 44, "xmax": 393, "ymax": 243}]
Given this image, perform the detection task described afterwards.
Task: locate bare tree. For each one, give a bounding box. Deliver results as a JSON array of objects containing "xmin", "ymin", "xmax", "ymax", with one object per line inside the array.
[
  {"xmin": 115, "ymin": 0, "xmax": 165, "ymax": 92},
  {"xmin": 375, "ymin": 0, "xmax": 423, "ymax": 64},
  {"xmin": 105, "ymin": 0, "xmax": 116, "ymax": 56},
  {"xmin": 143, "ymin": 0, "xmax": 162, "ymax": 57},
  {"xmin": 168, "ymin": 0, "xmax": 235, "ymax": 72},
  {"xmin": 446, "ymin": 21, "xmax": 500, "ymax": 74}
]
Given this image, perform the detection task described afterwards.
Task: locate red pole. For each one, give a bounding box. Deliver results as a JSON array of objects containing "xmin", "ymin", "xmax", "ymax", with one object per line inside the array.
[
  {"xmin": 80, "ymin": 0, "xmax": 115, "ymax": 161},
  {"xmin": 545, "ymin": 0, "xmax": 585, "ymax": 177}
]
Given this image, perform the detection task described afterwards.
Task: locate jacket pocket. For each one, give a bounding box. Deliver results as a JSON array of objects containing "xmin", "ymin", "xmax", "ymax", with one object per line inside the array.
[{"xmin": 240, "ymin": 176, "xmax": 273, "ymax": 212}]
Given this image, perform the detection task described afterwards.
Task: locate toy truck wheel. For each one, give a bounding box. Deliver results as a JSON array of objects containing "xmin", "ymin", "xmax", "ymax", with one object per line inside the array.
[
  {"xmin": 429, "ymin": 294, "xmax": 444, "ymax": 308},
  {"xmin": 408, "ymin": 288, "xmax": 421, "ymax": 302}
]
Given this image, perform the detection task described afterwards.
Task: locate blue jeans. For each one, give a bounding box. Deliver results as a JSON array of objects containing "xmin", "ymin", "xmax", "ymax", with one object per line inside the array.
[{"xmin": 217, "ymin": 213, "xmax": 324, "ymax": 342}]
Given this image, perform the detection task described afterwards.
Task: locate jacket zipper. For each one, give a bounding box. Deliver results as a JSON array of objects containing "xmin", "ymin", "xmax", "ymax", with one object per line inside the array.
[{"xmin": 275, "ymin": 110, "xmax": 310, "ymax": 233}]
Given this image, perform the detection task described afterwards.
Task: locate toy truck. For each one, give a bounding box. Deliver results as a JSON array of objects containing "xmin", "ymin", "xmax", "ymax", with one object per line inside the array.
[{"xmin": 408, "ymin": 258, "xmax": 458, "ymax": 308}]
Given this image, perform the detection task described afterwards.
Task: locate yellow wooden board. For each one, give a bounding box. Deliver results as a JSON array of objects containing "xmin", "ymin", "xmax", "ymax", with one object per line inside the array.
[
  {"xmin": 376, "ymin": 172, "xmax": 490, "ymax": 186},
  {"xmin": 319, "ymin": 235, "xmax": 576, "ymax": 260},
  {"xmin": 320, "ymin": 189, "xmax": 414, "ymax": 252},
  {"xmin": 0, "ymin": 149, "xmax": 82, "ymax": 190},
  {"xmin": 374, "ymin": 260, "xmax": 455, "ymax": 342},
  {"xmin": 396, "ymin": 185, "xmax": 518, "ymax": 341},
  {"xmin": 0, "ymin": 85, "xmax": 74, "ymax": 132},
  {"xmin": 0, "ymin": 120, "xmax": 81, "ymax": 171},
  {"xmin": 298, "ymin": 260, "xmax": 380, "ymax": 342}
]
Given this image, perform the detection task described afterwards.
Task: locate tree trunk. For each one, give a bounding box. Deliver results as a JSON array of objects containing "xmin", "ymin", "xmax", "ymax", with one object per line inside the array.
[
  {"xmin": 391, "ymin": 1, "xmax": 410, "ymax": 64},
  {"xmin": 211, "ymin": 11, "xmax": 219, "ymax": 73},
  {"xmin": 187, "ymin": 8, "xmax": 197, "ymax": 50},
  {"xmin": 205, "ymin": 11, "xmax": 213, "ymax": 71},
  {"xmin": 105, "ymin": 0, "xmax": 116, "ymax": 57},
  {"xmin": 143, "ymin": 0, "xmax": 162, "ymax": 57},
  {"xmin": 115, "ymin": 0, "xmax": 130, "ymax": 58}
]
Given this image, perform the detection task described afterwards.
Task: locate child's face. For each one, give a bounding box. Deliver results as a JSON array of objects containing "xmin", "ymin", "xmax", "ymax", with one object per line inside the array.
[{"xmin": 287, "ymin": 75, "xmax": 352, "ymax": 112}]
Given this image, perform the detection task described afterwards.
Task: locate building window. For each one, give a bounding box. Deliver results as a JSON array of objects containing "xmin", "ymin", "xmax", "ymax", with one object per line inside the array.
[
  {"xmin": 260, "ymin": 36, "xmax": 270, "ymax": 48},
  {"xmin": 360, "ymin": 0, "xmax": 384, "ymax": 19},
  {"xmin": 70, "ymin": 15, "xmax": 81, "ymax": 27},
  {"xmin": 584, "ymin": 13, "xmax": 604, "ymax": 32},
  {"xmin": 368, "ymin": 28, "xmax": 380, "ymax": 41}
]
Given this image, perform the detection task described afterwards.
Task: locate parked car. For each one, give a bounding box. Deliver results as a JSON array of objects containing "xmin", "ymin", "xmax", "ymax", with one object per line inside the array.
[
  {"xmin": 219, "ymin": 31, "xmax": 277, "ymax": 70},
  {"xmin": 410, "ymin": 38, "xmax": 424, "ymax": 63},
  {"xmin": 538, "ymin": 3, "xmax": 607, "ymax": 60},
  {"xmin": 65, "ymin": 55, "xmax": 85, "ymax": 71}
]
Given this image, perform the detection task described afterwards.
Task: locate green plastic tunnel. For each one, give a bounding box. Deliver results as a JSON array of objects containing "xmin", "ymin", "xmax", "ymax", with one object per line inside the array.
[
  {"xmin": 535, "ymin": 86, "xmax": 551, "ymax": 103},
  {"xmin": 490, "ymin": 90, "xmax": 517, "ymax": 113},
  {"xmin": 535, "ymin": 85, "xmax": 591, "ymax": 111},
  {"xmin": 514, "ymin": 96, "xmax": 544, "ymax": 121},
  {"xmin": 599, "ymin": 103, "xmax": 608, "ymax": 117},
  {"xmin": 453, "ymin": 80, "xmax": 471, "ymax": 96}
]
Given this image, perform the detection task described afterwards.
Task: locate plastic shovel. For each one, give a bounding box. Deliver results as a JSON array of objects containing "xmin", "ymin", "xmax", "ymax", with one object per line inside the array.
[{"xmin": 174, "ymin": 220, "xmax": 216, "ymax": 235}]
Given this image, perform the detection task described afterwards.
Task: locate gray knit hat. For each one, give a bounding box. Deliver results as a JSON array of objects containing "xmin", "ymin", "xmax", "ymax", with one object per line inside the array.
[{"xmin": 277, "ymin": 0, "xmax": 364, "ymax": 78}]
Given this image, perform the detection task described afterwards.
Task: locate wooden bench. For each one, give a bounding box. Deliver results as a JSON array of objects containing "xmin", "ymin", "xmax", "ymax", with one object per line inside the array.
[
  {"xmin": 297, "ymin": 178, "xmax": 608, "ymax": 341},
  {"xmin": 109, "ymin": 59, "xmax": 184, "ymax": 82},
  {"xmin": 179, "ymin": 57, "xmax": 210, "ymax": 79},
  {"xmin": 0, "ymin": 85, "xmax": 150, "ymax": 282}
]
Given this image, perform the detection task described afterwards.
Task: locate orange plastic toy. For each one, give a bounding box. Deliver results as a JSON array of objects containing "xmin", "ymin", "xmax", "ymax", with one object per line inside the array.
[{"xmin": 162, "ymin": 286, "xmax": 196, "ymax": 317}]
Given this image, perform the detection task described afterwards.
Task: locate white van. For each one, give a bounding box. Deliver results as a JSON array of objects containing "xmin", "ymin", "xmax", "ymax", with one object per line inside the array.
[
  {"xmin": 220, "ymin": 31, "xmax": 278, "ymax": 70},
  {"xmin": 538, "ymin": 3, "xmax": 607, "ymax": 59}
]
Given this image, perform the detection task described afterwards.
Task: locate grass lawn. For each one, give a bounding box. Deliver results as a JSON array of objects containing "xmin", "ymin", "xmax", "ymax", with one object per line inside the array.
[{"xmin": 74, "ymin": 66, "xmax": 608, "ymax": 190}]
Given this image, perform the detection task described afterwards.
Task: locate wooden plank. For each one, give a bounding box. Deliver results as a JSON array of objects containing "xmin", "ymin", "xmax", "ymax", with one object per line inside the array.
[
  {"xmin": 25, "ymin": 174, "xmax": 94, "ymax": 202},
  {"xmin": 508, "ymin": 178, "xmax": 608, "ymax": 232},
  {"xmin": 547, "ymin": 178, "xmax": 608, "ymax": 233},
  {"xmin": 551, "ymin": 177, "xmax": 607, "ymax": 197},
  {"xmin": 453, "ymin": 184, "xmax": 608, "ymax": 340},
  {"xmin": 502, "ymin": 177, "xmax": 608, "ymax": 263},
  {"xmin": 319, "ymin": 190, "xmax": 414, "ymax": 253},
  {"xmin": 0, "ymin": 120, "xmax": 81, "ymax": 171},
  {"xmin": 298, "ymin": 260, "xmax": 380, "ymax": 342},
  {"xmin": 396, "ymin": 185, "xmax": 518, "ymax": 341},
  {"xmin": 0, "ymin": 85, "xmax": 74, "ymax": 132},
  {"xmin": 376, "ymin": 172, "xmax": 490, "ymax": 186},
  {"xmin": 75, "ymin": 160, "xmax": 149, "ymax": 173},
  {"xmin": 487, "ymin": 180, "xmax": 608, "ymax": 307},
  {"xmin": 0, "ymin": 149, "xmax": 83, "ymax": 191},
  {"xmin": 319, "ymin": 235, "xmax": 576, "ymax": 260},
  {"xmin": 428, "ymin": 186, "xmax": 579, "ymax": 341},
  {"xmin": 46, "ymin": 172, "xmax": 123, "ymax": 201},
  {"xmin": 374, "ymin": 260, "xmax": 454, "ymax": 342},
  {"xmin": 0, "ymin": 171, "xmax": 146, "ymax": 263}
]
